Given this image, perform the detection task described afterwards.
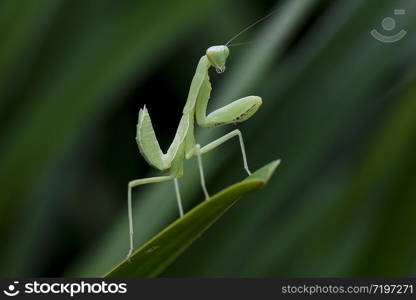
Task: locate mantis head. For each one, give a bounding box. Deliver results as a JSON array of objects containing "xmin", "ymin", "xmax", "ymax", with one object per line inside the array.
[{"xmin": 206, "ymin": 45, "xmax": 229, "ymax": 74}]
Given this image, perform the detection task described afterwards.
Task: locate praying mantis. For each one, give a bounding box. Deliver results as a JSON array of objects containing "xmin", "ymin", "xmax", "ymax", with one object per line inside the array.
[{"xmin": 127, "ymin": 13, "xmax": 275, "ymax": 258}]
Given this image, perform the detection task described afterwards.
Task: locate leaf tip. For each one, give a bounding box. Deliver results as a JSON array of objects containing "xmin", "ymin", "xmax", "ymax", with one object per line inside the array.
[{"xmin": 245, "ymin": 159, "xmax": 281, "ymax": 185}]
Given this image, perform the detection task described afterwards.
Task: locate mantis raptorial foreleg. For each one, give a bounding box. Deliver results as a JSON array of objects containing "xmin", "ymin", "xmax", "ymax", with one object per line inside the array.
[
  {"xmin": 193, "ymin": 75, "xmax": 260, "ymax": 176},
  {"xmin": 196, "ymin": 94, "xmax": 262, "ymax": 129},
  {"xmin": 127, "ymin": 175, "xmax": 176, "ymax": 258}
]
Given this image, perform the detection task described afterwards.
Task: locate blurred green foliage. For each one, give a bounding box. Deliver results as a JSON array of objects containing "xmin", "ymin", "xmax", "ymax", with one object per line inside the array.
[{"xmin": 0, "ymin": 0, "xmax": 415, "ymax": 277}]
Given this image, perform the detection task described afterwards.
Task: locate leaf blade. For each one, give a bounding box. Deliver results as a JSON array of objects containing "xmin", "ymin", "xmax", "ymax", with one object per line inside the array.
[{"xmin": 104, "ymin": 160, "xmax": 280, "ymax": 277}]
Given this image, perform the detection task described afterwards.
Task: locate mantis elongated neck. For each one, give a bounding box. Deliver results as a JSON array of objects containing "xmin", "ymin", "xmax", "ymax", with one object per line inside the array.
[{"xmin": 183, "ymin": 55, "xmax": 211, "ymax": 114}]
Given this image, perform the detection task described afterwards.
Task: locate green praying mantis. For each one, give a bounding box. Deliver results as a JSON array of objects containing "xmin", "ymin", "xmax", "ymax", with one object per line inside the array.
[{"xmin": 127, "ymin": 13, "xmax": 275, "ymax": 258}]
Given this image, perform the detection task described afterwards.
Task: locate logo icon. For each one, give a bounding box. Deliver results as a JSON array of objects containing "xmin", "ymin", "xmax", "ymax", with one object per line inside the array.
[
  {"xmin": 371, "ymin": 9, "xmax": 407, "ymax": 43},
  {"xmin": 3, "ymin": 281, "xmax": 20, "ymax": 297}
]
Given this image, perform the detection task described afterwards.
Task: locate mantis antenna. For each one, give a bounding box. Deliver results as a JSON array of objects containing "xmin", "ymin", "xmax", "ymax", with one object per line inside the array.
[
  {"xmin": 228, "ymin": 39, "xmax": 274, "ymax": 47},
  {"xmin": 225, "ymin": 9, "xmax": 278, "ymax": 46}
]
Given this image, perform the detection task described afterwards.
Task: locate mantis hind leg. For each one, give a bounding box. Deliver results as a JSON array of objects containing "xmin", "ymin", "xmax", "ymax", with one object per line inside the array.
[{"xmin": 127, "ymin": 175, "xmax": 180, "ymax": 260}]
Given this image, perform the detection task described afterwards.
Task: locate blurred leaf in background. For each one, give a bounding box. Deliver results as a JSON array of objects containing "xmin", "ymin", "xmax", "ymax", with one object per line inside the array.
[{"xmin": 0, "ymin": 0, "xmax": 415, "ymax": 277}]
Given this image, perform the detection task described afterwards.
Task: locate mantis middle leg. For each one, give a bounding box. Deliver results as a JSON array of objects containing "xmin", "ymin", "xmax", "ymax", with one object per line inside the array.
[
  {"xmin": 200, "ymin": 129, "xmax": 251, "ymax": 175},
  {"xmin": 192, "ymin": 129, "xmax": 251, "ymax": 201}
]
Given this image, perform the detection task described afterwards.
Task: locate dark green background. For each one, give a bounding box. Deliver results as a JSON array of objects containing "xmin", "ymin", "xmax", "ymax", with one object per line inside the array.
[{"xmin": 0, "ymin": 0, "xmax": 415, "ymax": 277}]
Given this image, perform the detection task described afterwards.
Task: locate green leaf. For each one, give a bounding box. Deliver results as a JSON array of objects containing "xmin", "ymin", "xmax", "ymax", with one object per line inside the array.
[{"xmin": 104, "ymin": 160, "xmax": 280, "ymax": 278}]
